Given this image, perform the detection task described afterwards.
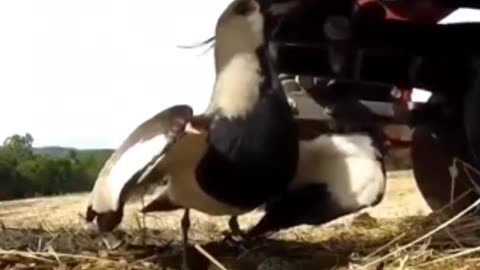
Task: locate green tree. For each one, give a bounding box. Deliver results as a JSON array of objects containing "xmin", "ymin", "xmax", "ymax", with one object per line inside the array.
[
  {"xmin": 0, "ymin": 151, "xmax": 19, "ymax": 199},
  {"xmin": 0, "ymin": 133, "xmax": 113, "ymax": 200},
  {"xmin": 68, "ymin": 149, "xmax": 80, "ymax": 165},
  {"xmin": 3, "ymin": 133, "xmax": 34, "ymax": 164}
]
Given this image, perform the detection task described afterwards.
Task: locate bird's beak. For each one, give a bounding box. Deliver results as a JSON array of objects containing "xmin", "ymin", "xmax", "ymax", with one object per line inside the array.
[
  {"xmin": 185, "ymin": 122, "xmax": 202, "ymax": 134},
  {"xmin": 267, "ymin": 1, "xmax": 300, "ymax": 16},
  {"xmin": 184, "ymin": 115, "xmax": 212, "ymax": 134}
]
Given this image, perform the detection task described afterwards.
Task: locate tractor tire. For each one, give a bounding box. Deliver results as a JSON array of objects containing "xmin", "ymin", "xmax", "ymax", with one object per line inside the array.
[{"xmin": 411, "ymin": 124, "xmax": 480, "ymax": 216}]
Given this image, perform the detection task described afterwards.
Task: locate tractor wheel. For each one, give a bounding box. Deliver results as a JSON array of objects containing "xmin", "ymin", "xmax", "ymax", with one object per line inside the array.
[{"xmin": 411, "ymin": 125, "xmax": 480, "ymax": 216}]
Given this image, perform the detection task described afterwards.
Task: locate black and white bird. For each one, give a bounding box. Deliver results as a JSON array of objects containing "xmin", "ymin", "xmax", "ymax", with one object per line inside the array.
[
  {"xmin": 139, "ymin": 83, "xmax": 390, "ymax": 241},
  {"xmin": 242, "ymin": 120, "xmax": 388, "ymax": 237},
  {"xmin": 140, "ymin": 118, "xmax": 389, "ymax": 241},
  {"xmin": 227, "ymin": 125, "xmax": 387, "ymax": 239},
  {"xmin": 85, "ymin": 0, "xmax": 298, "ymax": 268},
  {"xmin": 216, "ymin": 75, "xmax": 390, "ymax": 238}
]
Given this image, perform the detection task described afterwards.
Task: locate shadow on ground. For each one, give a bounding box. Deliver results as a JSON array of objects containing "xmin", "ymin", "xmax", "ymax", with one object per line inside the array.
[
  {"xmin": 0, "ymin": 225, "xmax": 369, "ymax": 270},
  {"xmin": 150, "ymin": 239, "xmax": 351, "ymax": 270}
]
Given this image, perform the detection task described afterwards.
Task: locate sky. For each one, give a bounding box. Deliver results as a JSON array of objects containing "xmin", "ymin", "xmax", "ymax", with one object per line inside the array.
[
  {"xmin": 0, "ymin": 0, "xmax": 231, "ymax": 149},
  {"xmin": 0, "ymin": 3, "xmax": 479, "ymax": 149}
]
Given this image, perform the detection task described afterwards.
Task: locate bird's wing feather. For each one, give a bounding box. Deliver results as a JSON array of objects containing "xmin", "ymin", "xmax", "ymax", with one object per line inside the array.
[{"xmin": 87, "ymin": 104, "xmax": 193, "ymax": 214}]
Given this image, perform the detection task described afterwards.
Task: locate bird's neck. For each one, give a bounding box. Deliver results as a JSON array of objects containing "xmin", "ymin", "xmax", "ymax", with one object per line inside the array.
[
  {"xmin": 209, "ymin": 44, "xmax": 287, "ymax": 119},
  {"xmin": 207, "ymin": 44, "xmax": 297, "ymax": 161},
  {"xmin": 209, "ymin": 50, "xmax": 263, "ymax": 119}
]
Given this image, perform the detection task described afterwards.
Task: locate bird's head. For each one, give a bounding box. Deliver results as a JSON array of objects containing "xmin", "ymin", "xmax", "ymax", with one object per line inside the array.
[
  {"xmin": 214, "ymin": 0, "xmax": 299, "ymax": 65},
  {"xmin": 207, "ymin": 0, "xmax": 300, "ymax": 119}
]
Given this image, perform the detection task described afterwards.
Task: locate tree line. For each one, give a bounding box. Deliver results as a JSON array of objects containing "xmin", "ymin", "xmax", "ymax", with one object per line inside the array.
[
  {"xmin": 0, "ymin": 132, "xmax": 411, "ymax": 201},
  {"xmin": 0, "ymin": 133, "xmax": 112, "ymax": 201}
]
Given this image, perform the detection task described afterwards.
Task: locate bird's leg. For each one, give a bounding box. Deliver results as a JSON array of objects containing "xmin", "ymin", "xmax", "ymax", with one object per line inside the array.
[
  {"xmin": 221, "ymin": 215, "xmax": 244, "ymax": 241},
  {"xmin": 181, "ymin": 208, "xmax": 191, "ymax": 270},
  {"xmin": 228, "ymin": 215, "xmax": 243, "ymax": 238},
  {"xmin": 221, "ymin": 215, "xmax": 255, "ymax": 251}
]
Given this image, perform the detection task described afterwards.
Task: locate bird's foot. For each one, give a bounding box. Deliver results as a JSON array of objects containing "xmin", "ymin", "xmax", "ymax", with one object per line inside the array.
[
  {"xmin": 220, "ymin": 229, "xmax": 269, "ymax": 253},
  {"xmin": 221, "ymin": 230, "xmax": 247, "ymax": 244},
  {"xmin": 219, "ymin": 216, "xmax": 251, "ymax": 249}
]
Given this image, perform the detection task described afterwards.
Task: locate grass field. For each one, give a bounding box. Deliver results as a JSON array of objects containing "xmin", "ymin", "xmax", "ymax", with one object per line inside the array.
[{"xmin": 0, "ymin": 170, "xmax": 479, "ymax": 270}]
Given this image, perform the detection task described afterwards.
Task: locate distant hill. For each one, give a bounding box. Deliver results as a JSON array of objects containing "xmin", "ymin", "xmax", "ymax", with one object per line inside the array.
[{"xmin": 33, "ymin": 146, "xmax": 114, "ymax": 159}]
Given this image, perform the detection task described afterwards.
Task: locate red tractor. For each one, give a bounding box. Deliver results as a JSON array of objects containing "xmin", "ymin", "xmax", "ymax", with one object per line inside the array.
[{"xmin": 272, "ymin": 0, "xmax": 480, "ymax": 217}]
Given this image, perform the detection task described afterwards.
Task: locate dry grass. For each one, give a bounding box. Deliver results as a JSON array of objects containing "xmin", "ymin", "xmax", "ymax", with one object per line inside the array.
[{"xmin": 0, "ymin": 169, "xmax": 479, "ymax": 269}]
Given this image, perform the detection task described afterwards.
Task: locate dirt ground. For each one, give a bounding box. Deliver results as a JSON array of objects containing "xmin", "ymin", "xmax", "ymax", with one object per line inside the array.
[
  {"xmin": 0, "ymin": 171, "xmax": 446, "ymax": 270},
  {"xmin": 0, "ymin": 170, "xmax": 431, "ymax": 232},
  {"xmin": 3, "ymin": 171, "xmax": 475, "ymax": 270}
]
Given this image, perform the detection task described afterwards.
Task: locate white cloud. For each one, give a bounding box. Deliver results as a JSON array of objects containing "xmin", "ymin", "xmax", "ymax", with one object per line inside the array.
[{"xmin": 0, "ymin": 0, "xmax": 230, "ymax": 148}]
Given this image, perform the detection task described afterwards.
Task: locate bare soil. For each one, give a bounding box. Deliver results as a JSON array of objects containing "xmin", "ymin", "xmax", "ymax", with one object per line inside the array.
[
  {"xmin": 0, "ymin": 170, "xmax": 431, "ymax": 230},
  {"xmin": 1, "ymin": 171, "xmax": 479, "ymax": 270}
]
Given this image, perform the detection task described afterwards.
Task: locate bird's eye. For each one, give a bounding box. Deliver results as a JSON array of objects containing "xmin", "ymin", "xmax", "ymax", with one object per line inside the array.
[{"xmin": 233, "ymin": 0, "xmax": 254, "ymax": 16}]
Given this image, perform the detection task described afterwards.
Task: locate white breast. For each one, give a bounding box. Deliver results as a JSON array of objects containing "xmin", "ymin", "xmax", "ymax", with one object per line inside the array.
[
  {"xmin": 158, "ymin": 133, "xmax": 248, "ymax": 216},
  {"xmin": 293, "ymin": 133, "xmax": 386, "ymax": 211}
]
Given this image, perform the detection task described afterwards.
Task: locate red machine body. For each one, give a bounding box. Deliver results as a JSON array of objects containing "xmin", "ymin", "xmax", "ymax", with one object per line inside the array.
[{"xmin": 358, "ymin": 0, "xmax": 455, "ymax": 23}]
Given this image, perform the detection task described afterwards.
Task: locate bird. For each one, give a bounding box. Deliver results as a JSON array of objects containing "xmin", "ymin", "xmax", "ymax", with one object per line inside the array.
[
  {"xmin": 221, "ymin": 87, "xmax": 429, "ymax": 240},
  {"xmin": 215, "ymin": 72, "xmax": 390, "ymax": 239},
  {"xmin": 140, "ymin": 119, "xmax": 389, "ymax": 242},
  {"xmin": 221, "ymin": 123, "xmax": 388, "ymax": 240},
  {"xmin": 85, "ymin": 0, "xmax": 299, "ymax": 268},
  {"xmin": 139, "ymin": 77, "xmax": 399, "ymax": 243},
  {"xmin": 242, "ymin": 119, "xmax": 388, "ymax": 237}
]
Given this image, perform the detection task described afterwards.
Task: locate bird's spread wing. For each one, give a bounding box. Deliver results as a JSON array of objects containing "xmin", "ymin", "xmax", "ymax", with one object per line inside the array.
[{"xmin": 87, "ymin": 104, "xmax": 194, "ymax": 218}]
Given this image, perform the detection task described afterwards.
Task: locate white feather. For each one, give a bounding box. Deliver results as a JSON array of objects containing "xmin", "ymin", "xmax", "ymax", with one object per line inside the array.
[
  {"xmin": 293, "ymin": 134, "xmax": 386, "ymax": 210},
  {"xmin": 90, "ymin": 134, "xmax": 169, "ymax": 213},
  {"xmin": 208, "ymin": 0, "xmax": 265, "ymax": 118},
  {"xmin": 147, "ymin": 133, "xmax": 247, "ymax": 216}
]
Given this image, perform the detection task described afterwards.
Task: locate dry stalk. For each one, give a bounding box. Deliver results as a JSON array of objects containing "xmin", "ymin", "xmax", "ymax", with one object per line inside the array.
[
  {"xmin": 420, "ymin": 245, "xmax": 480, "ymax": 267},
  {"xmin": 429, "ymin": 188, "xmax": 473, "ymax": 219},
  {"xmin": 0, "ymin": 249, "xmax": 116, "ymax": 263},
  {"xmin": 0, "ymin": 250, "xmax": 55, "ymax": 264},
  {"xmin": 440, "ymin": 226, "xmax": 464, "ymax": 248},
  {"xmin": 455, "ymin": 158, "xmax": 480, "ymax": 195},
  {"xmin": 36, "ymin": 237, "xmax": 42, "ymax": 252},
  {"xmin": 363, "ymin": 159, "xmax": 480, "ymax": 268},
  {"xmin": 449, "ymin": 161, "xmax": 459, "ymax": 204},
  {"xmin": 101, "ymin": 238, "xmax": 111, "ymax": 250},
  {"xmin": 140, "ymin": 189, "xmax": 148, "ymax": 246},
  {"xmin": 364, "ymin": 233, "xmax": 407, "ymax": 260},
  {"xmin": 396, "ymin": 255, "xmax": 409, "ymax": 270},
  {"xmin": 47, "ymin": 246, "xmax": 61, "ymax": 265},
  {"xmin": 194, "ymin": 244, "xmax": 229, "ymax": 270},
  {"xmin": 361, "ymin": 197, "xmax": 480, "ymax": 269}
]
